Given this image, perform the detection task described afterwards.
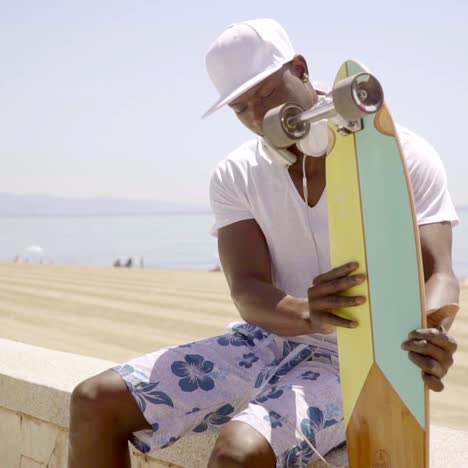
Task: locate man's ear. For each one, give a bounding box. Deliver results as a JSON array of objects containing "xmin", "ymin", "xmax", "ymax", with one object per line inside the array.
[{"xmin": 290, "ymin": 55, "xmax": 309, "ymax": 79}]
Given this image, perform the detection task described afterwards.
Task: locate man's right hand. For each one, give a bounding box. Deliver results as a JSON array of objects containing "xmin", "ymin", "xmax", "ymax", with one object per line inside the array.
[{"xmin": 307, "ymin": 262, "xmax": 367, "ymax": 334}]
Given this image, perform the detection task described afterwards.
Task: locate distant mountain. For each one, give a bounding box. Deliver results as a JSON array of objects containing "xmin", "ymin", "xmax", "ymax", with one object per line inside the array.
[{"xmin": 0, "ymin": 193, "xmax": 209, "ymax": 217}]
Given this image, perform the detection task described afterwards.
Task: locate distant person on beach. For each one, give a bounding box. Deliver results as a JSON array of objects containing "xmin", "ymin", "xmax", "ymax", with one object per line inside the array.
[
  {"xmin": 68, "ymin": 20, "xmax": 460, "ymax": 468},
  {"xmin": 113, "ymin": 259, "xmax": 121, "ymax": 267},
  {"xmin": 125, "ymin": 257, "xmax": 133, "ymax": 268}
]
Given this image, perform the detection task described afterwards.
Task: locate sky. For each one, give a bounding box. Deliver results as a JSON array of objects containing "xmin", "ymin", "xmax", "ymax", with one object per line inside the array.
[{"xmin": 1, "ymin": 0, "xmax": 467, "ymax": 206}]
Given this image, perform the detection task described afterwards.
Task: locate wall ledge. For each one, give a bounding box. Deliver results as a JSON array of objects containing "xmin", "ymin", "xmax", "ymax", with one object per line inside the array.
[{"xmin": 1, "ymin": 338, "xmax": 466, "ymax": 467}]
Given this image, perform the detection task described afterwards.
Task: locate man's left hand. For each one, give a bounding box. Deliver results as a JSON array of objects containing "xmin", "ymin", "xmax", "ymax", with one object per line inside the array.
[{"xmin": 401, "ymin": 327, "xmax": 458, "ymax": 392}]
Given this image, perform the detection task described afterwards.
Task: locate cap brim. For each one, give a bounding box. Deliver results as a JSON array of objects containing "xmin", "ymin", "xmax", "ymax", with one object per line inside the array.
[{"xmin": 201, "ymin": 63, "xmax": 284, "ymax": 119}]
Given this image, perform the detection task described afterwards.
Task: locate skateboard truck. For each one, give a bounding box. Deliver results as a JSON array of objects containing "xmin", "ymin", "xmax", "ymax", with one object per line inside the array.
[{"xmin": 262, "ymin": 72, "xmax": 384, "ymax": 148}]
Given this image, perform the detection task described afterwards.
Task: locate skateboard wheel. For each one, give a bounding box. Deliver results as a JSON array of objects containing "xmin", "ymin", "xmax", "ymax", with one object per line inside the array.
[
  {"xmin": 332, "ymin": 73, "xmax": 384, "ymax": 121},
  {"xmin": 262, "ymin": 103, "xmax": 310, "ymax": 148}
]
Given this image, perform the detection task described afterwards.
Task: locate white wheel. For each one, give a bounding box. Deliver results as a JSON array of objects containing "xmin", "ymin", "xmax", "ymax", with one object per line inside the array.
[
  {"xmin": 262, "ymin": 103, "xmax": 309, "ymax": 148},
  {"xmin": 332, "ymin": 73, "xmax": 384, "ymax": 121}
]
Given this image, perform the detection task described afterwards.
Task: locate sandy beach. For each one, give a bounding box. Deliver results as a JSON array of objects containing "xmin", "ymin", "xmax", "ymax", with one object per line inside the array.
[{"xmin": 0, "ymin": 262, "xmax": 466, "ymax": 431}]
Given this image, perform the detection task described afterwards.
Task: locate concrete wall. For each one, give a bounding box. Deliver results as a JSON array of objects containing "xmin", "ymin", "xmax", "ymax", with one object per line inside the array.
[{"xmin": 0, "ymin": 338, "xmax": 466, "ymax": 468}]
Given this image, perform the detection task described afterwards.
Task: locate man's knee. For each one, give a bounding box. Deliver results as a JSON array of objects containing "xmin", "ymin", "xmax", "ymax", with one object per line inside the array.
[
  {"xmin": 70, "ymin": 369, "xmax": 148, "ymax": 434},
  {"xmin": 71, "ymin": 372, "xmax": 117, "ymax": 423},
  {"xmin": 209, "ymin": 421, "xmax": 276, "ymax": 468}
]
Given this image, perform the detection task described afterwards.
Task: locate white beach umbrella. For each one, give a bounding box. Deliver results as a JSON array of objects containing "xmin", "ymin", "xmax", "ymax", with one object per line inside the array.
[
  {"xmin": 22, "ymin": 245, "xmax": 45, "ymax": 262},
  {"xmin": 23, "ymin": 245, "xmax": 44, "ymax": 255}
]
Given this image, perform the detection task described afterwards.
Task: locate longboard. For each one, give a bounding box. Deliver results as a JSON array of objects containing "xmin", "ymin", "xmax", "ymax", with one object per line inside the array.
[
  {"xmin": 262, "ymin": 59, "xmax": 459, "ymax": 466},
  {"xmin": 326, "ymin": 60, "xmax": 428, "ymax": 467}
]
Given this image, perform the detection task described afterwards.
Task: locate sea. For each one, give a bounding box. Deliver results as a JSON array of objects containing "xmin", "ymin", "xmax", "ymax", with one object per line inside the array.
[{"xmin": 1, "ymin": 209, "xmax": 468, "ymax": 278}]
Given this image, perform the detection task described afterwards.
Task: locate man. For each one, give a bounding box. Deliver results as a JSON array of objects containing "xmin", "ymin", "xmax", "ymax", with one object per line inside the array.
[{"xmin": 68, "ymin": 19, "xmax": 460, "ymax": 468}]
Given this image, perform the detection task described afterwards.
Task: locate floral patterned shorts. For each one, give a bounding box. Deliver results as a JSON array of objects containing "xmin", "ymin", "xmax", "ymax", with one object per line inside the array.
[{"xmin": 112, "ymin": 322, "xmax": 345, "ymax": 468}]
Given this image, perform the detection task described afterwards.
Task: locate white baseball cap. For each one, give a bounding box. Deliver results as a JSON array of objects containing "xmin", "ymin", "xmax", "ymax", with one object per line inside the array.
[{"xmin": 202, "ymin": 18, "xmax": 296, "ymax": 118}]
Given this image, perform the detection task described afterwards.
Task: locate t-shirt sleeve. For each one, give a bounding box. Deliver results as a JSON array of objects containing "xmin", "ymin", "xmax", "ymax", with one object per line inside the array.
[
  {"xmin": 209, "ymin": 159, "xmax": 254, "ymax": 237},
  {"xmin": 404, "ymin": 131, "xmax": 459, "ymax": 227}
]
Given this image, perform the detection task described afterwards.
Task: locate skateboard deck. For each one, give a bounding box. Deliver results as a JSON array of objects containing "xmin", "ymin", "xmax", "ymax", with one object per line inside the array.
[{"xmin": 326, "ymin": 60, "xmax": 428, "ymax": 467}]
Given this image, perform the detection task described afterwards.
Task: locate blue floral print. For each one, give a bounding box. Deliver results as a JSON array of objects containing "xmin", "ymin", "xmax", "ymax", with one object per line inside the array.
[
  {"xmin": 114, "ymin": 326, "xmax": 344, "ymax": 464},
  {"xmin": 127, "ymin": 381, "xmax": 174, "ymax": 413},
  {"xmin": 281, "ymin": 341, "xmax": 314, "ymax": 358},
  {"xmin": 282, "ymin": 444, "xmax": 306, "ymax": 468},
  {"xmin": 160, "ymin": 436, "xmax": 180, "ymax": 449},
  {"xmin": 302, "ymin": 406, "xmax": 340, "ymax": 436},
  {"xmin": 255, "ymin": 344, "xmax": 313, "ymax": 388},
  {"xmin": 185, "ymin": 407, "xmax": 201, "ymax": 415},
  {"xmin": 129, "ymin": 435, "xmax": 151, "ymax": 454},
  {"xmin": 323, "ymin": 404, "xmax": 342, "ymax": 424},
  {"xmin": 301, "ymin": 371, "xmax": 320, "ymax": 381},
  {"xmin": 115, "ymin": 364, "xmax": 147, "ymax": 381},
  {"xmin": 117, "ymin": 364, "xmax": 134, "ymax": 378},
  {"xmin": 239, "ymin": 352, "xmax": 259, "ymax": 368},
  {"xmin": 311, "ymin": 351, "xmax": 333, "ymax": 365},
  {"xmin": 254, "ymin": 363, "xmax": 278, "ymax": 389},
  {"xmin": 192, "ymin": 404, "xmax": 235, "ymax": 433},
  {"xmin": 216, "ymin": 334, "xmax": 251, "ymax": 347},
  {"xmin": 171, "ymin": 354, "xmax": 215, "ymax": 392},
  {"xmin": 217, "ymin": 323, "xmax": 266, "ymax": 347},
  {"xmin": 266, "ymin": 410, "xmax": 284, "ymax": 429},
  {"xmin": 281, "ymin": 406, "xmax": 342, "ymax": 467},
  {"xmin": 255, "ymin": 386, "xmax": 284, "ymax": 403},
  {"xmin": 233, "ymin": 323, "xmax": 266, "ymax": 340}
]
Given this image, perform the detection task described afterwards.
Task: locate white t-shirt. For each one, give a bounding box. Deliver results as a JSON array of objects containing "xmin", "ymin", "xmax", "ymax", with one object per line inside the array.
[{"xmin": 209, "ymin": 125, "xmax": 459, "ymax": 348}]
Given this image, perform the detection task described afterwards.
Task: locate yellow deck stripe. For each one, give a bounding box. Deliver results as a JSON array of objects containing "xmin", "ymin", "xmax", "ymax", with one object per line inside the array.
[{"xmin": 327, "ymin": 64, "xmax": 374, "ymax": 425}]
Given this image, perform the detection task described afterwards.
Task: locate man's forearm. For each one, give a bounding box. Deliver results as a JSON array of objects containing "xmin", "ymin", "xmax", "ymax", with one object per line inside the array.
[
  {"xmin": 230, "ymin": 277, "xmax": 315, "ymax": 336},
  {"xmin": 425, "ymin": 272, "xmax": 460, "ymax": 330}
]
